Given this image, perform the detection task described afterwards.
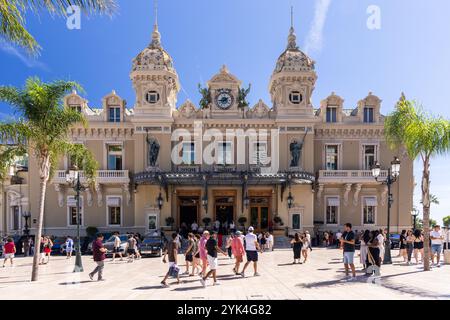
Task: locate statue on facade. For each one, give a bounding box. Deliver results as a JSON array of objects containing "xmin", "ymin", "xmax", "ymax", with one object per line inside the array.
[
  {"xmin": 147, "ymin": 137, "xmax": 160, "ymax": 167},
  {"xmin": 289, "ymin": 140, "xmax": 302, "ymax": 167}
]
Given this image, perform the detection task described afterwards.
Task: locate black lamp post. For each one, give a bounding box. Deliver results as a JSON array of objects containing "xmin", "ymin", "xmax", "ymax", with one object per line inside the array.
[
  {"xmin": 411, "ymin": 209, "xmax": 418, "ymax": 230},
  {"xmin": 371, "ymin": 156, "xmax": 401, "ymax": 265},
  {"xmin": 157, "ymin": 192, "xmax": 164, "ymax": 210},
  {"xmin": 66, "ymin": 165, "xmax": 84, "ymax": 273},
  {"xmin": 22, "ymin": 211, "xmax": 31, "ymax": 236},
  {"xmin": 287, "ymin": 174, "xmax": 294, "ymax": 209}
]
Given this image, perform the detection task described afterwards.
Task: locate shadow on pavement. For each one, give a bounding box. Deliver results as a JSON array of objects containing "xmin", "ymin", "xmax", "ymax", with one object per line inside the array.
[{"xmin": 59, "ymin": 280, "xmax": 93, "ymax": 285}]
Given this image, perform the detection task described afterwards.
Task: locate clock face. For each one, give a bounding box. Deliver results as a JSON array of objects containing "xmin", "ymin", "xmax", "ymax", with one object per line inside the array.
[{"xmin": 215, "ymin": 91, "xmax": 233, "ymax": 110}]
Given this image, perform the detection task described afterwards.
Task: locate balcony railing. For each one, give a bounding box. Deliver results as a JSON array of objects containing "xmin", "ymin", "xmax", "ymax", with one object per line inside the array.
[
  {"xmin": 318, "ymin": 170, "xmax": 388, "ymax": 183},
  {"xmin": 53, "ymin": 170, "xmax": 130, "ymax": 184},
  {"xmin": 213, "ymin": 165, "xmax": 237, "ymax": 173}
]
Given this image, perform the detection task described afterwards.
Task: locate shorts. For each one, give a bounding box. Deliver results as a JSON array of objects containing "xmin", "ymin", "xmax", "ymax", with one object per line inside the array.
[
  {"xmin": 431, "ymin": 244, "xmax": 442, "ymax": 254},
  {"xmin": 168, "ymin": 262, "xmax": 179, "ymax": 277},
  {"xmin": 234, "ymin": 255, "xmax": 243, "ymax": 263},
  {"xmin": 246, "ymin": 250, "xmax": 258, "ymax": 262},
  {"xmin": 185, "ymin": 253, "xmax": 193, "ymax": 262},
  {"xmin": 113, "ymin": 247, "xmax": 121, "ymax": 253},
  {"xmin": 127, "ymin": 249, "xmax": 136, "ymax": 255},
  {"xmin": 66, "ymin": 248, "xmax": 73, "ymax": 253},
  {"xmin": 4, "ymin": 253, "xmax": 14, "ymax": 259},
  {"xmin": 207, "ymin": 255, "xmax": 218, "ymax": 270},
  {"xmin": 343, "ymin": 252, "xmax": 355, "ymax": 264}
]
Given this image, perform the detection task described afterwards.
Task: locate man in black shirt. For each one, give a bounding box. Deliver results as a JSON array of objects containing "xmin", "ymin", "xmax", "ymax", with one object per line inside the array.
[
  {"xmin": 200, "ymin": 232, "xmax": 227, "ymax": 287},
  {"xmin": 340, "ymin": 223, "xmax": 356, "ymax": 280}
]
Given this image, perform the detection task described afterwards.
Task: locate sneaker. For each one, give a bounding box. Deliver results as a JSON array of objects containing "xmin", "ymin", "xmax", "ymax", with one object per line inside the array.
[
  {"xmin": 98, "ymin": 278, "xmax": 105, "ymax": 282},
  {"xmin": 240, "ymin": 272, "xmax": 246, "ymax": 278},
  {"xmin": 160, "ymin": 282, "xmax": 169, "ymax": 288},
  {"xmin": 200, "ymin": 278, "xmax": 206, "ymax": 288},
  {"xmin": 213, "ymin": 281, "xmax": 220, "ymax": 286},
  {"xmin": 254, "ymin": 272, "xmax": 261, "ymax": 277},
  {"xmin": 88, "ymin": 273, "xmax": 94, "ymax": 281},
  {"xmin": 347, "ymin": 276, "xmax": 356, "ymax": 282}
]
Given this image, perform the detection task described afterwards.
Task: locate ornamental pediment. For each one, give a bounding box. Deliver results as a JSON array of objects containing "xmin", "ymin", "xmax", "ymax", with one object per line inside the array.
[
  {"xmin": 207, "ymin": 65, "xmax": 242, "ymax": 86},
  {"xmin": 247, "ymin": 99, "xmax": 271, "ymax": 119},
  {"xmin": 176, "ymin": 100, "xmax": 200, "ymax": 119}
]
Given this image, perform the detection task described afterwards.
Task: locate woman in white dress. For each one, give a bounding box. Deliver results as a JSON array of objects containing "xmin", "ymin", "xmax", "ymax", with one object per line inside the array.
[
  {"xmin": 360, "ymin": 230, "xmax": 370, "ymax": 269},
  {"xmin": 377, "ymin": 229, "xmax": 385, "ymax": 263}
]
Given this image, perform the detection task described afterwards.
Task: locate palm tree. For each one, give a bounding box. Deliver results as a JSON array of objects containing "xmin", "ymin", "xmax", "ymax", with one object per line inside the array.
[
  {"xmin": 0, "ymin": 0, "xmax": 117, "ymax": 55},
  {"xmin": 384, "ymin": 94, "xmax": 450, "ymax": 271},
  {"xmin": 0, "ymin": 77, "xmax": 98, "ymax": 281}
]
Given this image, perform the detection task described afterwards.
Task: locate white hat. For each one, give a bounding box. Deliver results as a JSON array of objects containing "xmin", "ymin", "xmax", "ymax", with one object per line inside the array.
[{"xmin": 248, "ymin": 226, "xmax": 254, "ymax": 232}]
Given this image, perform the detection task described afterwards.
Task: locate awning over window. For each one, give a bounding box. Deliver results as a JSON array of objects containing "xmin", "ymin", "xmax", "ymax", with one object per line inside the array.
[
  {"xmin": 107, "ymin": 197, "xmax": 121, "ymax": 207},
  {"xmin": 327, "ymin": 197, "xmax": 340, "ymax": 207},
  {"xmin": 365, "ymin": 197, "xmax": 377, "ymax": 206}
]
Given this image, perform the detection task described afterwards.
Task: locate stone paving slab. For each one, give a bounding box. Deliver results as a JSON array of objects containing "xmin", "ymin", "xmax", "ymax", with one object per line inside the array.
[{"xmin": 1, "ymin": 248, "xmax": 449, "ymax": 300}]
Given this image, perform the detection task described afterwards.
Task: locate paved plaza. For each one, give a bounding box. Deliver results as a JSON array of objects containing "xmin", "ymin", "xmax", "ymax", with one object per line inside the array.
[{"xmin": 1, "ymin": 248, "xmax": 449, "ymax": 300}]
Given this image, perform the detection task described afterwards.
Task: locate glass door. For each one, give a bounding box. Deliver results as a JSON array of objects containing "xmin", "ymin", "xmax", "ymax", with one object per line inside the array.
[{"xmin": 249, "ymin": 204, "xmax": 270, "ymax": 232}]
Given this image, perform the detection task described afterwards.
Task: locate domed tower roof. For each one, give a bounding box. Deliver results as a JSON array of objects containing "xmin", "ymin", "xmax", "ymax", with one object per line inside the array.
[
  {"xmin": 131, "ymin": 23, "xmax": 176, "ymax": 73},
  {"xmin": 273, "ymin": 25, "xmax": 315, "ymax": 74}
]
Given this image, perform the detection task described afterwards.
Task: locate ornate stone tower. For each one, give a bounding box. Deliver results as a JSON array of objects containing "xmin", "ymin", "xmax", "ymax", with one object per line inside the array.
[
  {"xmin": 130, "ymin": 4, "xmax": 180, "ymax": 118},
  {"xmin": 269, "ymin": 14, "xmax": 317, "ymax": 119}
]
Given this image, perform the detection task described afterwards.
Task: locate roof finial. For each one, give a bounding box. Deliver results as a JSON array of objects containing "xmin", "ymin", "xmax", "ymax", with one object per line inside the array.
[
  {"xmin": 287, "ymin": 6, "xmax": 297, "ymax": 49},
  {"xmin": 151, "ymin": 0, "xmax": 161, "ymax": 47}
]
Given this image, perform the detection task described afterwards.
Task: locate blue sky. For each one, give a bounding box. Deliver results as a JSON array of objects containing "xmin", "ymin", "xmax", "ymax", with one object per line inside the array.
[{"xmin": 1, "ymin": 0, "xmax": 449, "ymax": 224}]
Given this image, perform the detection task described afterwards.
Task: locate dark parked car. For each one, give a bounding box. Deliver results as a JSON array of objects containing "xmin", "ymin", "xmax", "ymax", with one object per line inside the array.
[
  {"xmin": 51, "ymin": 237, "xmax": 67, "ymax": 254},
  {"xmin": 390, "ymin": 234, "xmax": 400, "ymax": 249},
  {"xmin": 140, "ymin": 234, "xmax": 164, "ymax": 257}
]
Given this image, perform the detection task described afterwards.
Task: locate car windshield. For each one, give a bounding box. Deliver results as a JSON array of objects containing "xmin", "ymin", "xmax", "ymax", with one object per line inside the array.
[{"xmin": 106, "ymin": 235, "xmax": 128, "ymax": 242}]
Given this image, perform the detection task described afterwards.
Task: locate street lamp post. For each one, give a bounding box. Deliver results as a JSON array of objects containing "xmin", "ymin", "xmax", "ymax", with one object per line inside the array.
[
  {"xmin": 22, "ymin": 211, "xmax": 31, "ymax": 235},
  {"xmin": 66, "ymin": 166, "xmax": 84, "ymax": 273},
  {"xmin": 371, "ymin": 156, "xmax": 401, "ymax": 265},
  {"xmin": 411, "ymin": 209, "xmax": 418, "ymax": 230}
]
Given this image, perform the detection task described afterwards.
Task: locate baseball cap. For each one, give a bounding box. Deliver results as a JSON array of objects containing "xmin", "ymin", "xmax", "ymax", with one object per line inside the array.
[
  {"xmin": 248, "ymin": 226, "xmax": 254, "ymax": 232},
  {"xmin": 235, "ymin": 231, "xmax": 242, "ymax": 236}
]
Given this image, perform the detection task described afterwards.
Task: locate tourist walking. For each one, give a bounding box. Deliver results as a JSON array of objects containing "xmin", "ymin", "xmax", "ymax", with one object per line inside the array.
[
  {"xmin": 229, "ymin": 221, "xmax": 236, "ymax": 233},
  {"xmin": 406, "ymin": 230, "xmax": 414, "ymax": 264},
  {"xmin": 65, "ymin": 236, "xmax": 74, "ymax": 259},
  {"xmin": 126, "ymin": 234, "xmax": 137, "ymax": 262},
  {"xmin": 199, "ymin": 231, "xmax": 209, "ymax": 277},
  {"xmin": 200, "ymin": 231, "xmax": 227, "ymax": 287},
  {"xmin": 191, "ymin": 221, "xmax": 199, "ymax": 233},
  {"xmin": 340, "ymin": 223, "xmax": 356, "ymax": 280},
  {"xmin": 359, "ymin": 230, "xmax": 370, "ymax": 269},
  {"xmin": 377, "ymin": 229, "xmax": 385, "ymax": 263},
  {"xmin": 305, "ymin": 231, "xmax": 312, "ymax": 251},
  {"xmin": 301, "ymin": 233, "xmax": 310, "ymax": 263},
  {"xmin": 259, "ymin": 233, "xmax": 267, "ymax": 252},
  {"xmin": 291, "ymin": 233, "xmax": 303, "ymax": 264},
  {"xmin": 225, "ymin": 233, "xmax": 233, "ymax": 259},
  {"xmin": 240, "ymin": 226, "xmax": 261, "ymax": 277},
  {"xmin": 184, "ymin": 233, "xmax": 195, "ymax": 275},
  {"xmin": 111, "ymin": 232, "xmax": 123, "ymax": 262},
  {"xmin": 366, "ymin": 230, "xmax": 381, "ymax": 276},
  {"xmin": 161, "ymin": 233, "xmax": 180, "ymax": 287},
  {"xmin": 413, "ymin": 229, "xmax": 424, "ymax": 264},
  {"xmin": 40, "ymin": 236, "xmax": 52, "ymax": 265},
  {"xmin": 193, "ymin": 234, "xmax": 202, "ymax": 275},
  {"xmin": 89, "ymin": 234, "xmax": 107, "ymax": 281},
  {"xmin": 267, "ymin": 232, "xmax": 274, "ymax": 251},
  {"xmin": 430, "ymin": 225, "xmax": 444, "ymax": 267},
  {"xmin": 2, "ymin": 238, "xmax": 16, "ymax": 267},
  {"xmin": 399, "ymin": 230, "xmax": 407, "ymax": 262},
  {"xmin": 231, "ymin": 231, "xmax": 245, "ymax": 274}
]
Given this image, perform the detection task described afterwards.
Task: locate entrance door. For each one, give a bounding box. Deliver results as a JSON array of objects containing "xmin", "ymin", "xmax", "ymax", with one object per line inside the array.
[
  {"xmin": 214, "ymin": 194, "xmax": 235, "ymax": 234},
  {"xmin": 249, "ymin": 196, "xmax": 270, "ymax": 232},
  {"xmin": 178, "ymin": 196, "xmax": 199, "ymax": 231}
]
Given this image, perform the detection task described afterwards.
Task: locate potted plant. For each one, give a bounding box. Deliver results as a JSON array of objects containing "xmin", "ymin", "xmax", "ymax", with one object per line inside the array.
[
  {"xmin": 273, "ymin": 216, "xmax": 284, "ymax": 230},
  {"xmin": 165, "ymin": 217, "xmax": 175, "ymax": 228},
  {"xmin": 85, "ymin": 226, "xmax": 98, "ymax": 238},
  {"xmin": 238, "ymin": 216, "xmax": 247, "ymax": 229},
  {"xmin": 202, "ymin": 217, "xmax": 211, "ymax": 228}
]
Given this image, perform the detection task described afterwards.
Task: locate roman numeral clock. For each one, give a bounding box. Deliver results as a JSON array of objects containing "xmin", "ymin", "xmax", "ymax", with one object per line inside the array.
[{"xmin": 215, "ymin": 88, "xmax": 234, "ymax": 110}]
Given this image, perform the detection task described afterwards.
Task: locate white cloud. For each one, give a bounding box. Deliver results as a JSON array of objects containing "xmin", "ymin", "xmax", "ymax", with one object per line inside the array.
[
  {"xmin": 0, "ymin": 41, "xmax": 49, "ymax": 71},
  {"xmin": 304, "ymin": 0, "xmax": 332, "ymax": 55}
]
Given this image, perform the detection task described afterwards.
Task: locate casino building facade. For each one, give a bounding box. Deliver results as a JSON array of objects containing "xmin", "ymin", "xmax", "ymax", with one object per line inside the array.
[{"xmin": 2, "ymin": 15, "xmax": 414, "ymax": 237}]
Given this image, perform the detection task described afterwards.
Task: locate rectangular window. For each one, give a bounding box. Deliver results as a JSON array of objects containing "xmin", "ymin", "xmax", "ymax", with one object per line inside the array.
[
  {"xmin": 217, "ymin": 142, "xmax": 232, "ymax": 165},
  {"xmin": 326, "ymin": 107, "xmax": 337, "ymax": 123},
  {"xmin": 67, "ymin": 196, "xmax": 83, "ymax": 226},
  {"xmin": 70, "ymin": 105, "xmax": 82, "ymax": 113},
  {"xmin": 363, "ymin": 197, "xmax": 377, "ymax": 224},
  {"xmin": 363, "ymin": 145, "xmax": 376, "ymax": 170},
  {"xmin": 182, "ymin": 142, "xmax": 195, "ymax": 165},
  {"xmin": 107, "ymin": 144, "xmax": 123, "ymax": 170},
  {"xmin": 364, "ymin": 107, "xmax": 374, "ymax": 123},
  {"xmin": 326, "ymin": 145, "xmax": 339, "ymax": 170},
  {"xmin": 12, "ymin": 206, "xmax": 20, "ymax": 230},
  {"xmin": 326, "ymin": 197, "xmax": 339, "ymax": 224},
  {"xmin": 292, "ymin": 213, "xmax": 301, "ymax": 230},
  {"xmin": 108, "ymin": 207, "xmax": 121, "ymax": 225},
  {"xmin": 108, "ymin": 107, "xmax": 120, "ymax": 123},
  {"xmin": 252, "ymin": 142, "xmax": 268, "ymax": 165}
]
